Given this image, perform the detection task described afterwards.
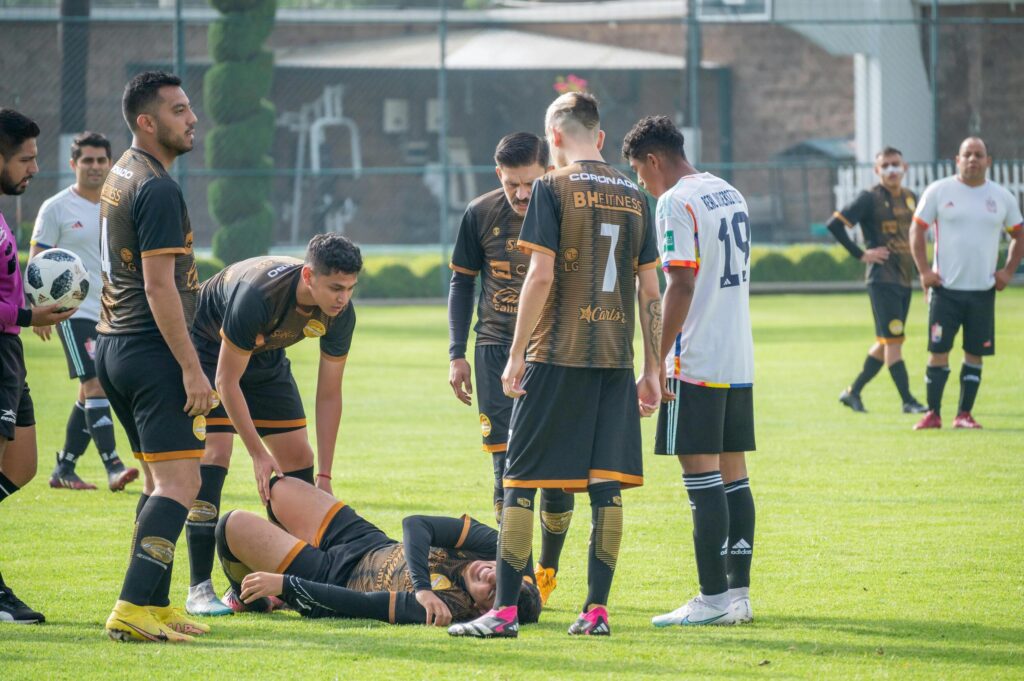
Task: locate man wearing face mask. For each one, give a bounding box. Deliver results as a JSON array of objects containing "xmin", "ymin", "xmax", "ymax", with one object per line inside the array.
[{"xmin": 827, "ymin": 146, "xmax": 927, "ymax": 415}]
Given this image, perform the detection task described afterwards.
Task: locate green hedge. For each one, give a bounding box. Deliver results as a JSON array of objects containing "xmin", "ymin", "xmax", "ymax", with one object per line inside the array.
[
  {"xmin": 205, "ymin": 107, "xmax": 275, "ymax": 169},
  {"xmin": 203, "ymin": 51, "xmax": 274, "ymax": 125}
]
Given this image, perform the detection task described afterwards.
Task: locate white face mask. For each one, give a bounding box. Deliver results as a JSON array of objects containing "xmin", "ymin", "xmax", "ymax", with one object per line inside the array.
[{"xmin": 880, "ymin": 163, "xmax": 904, "ymax": 177}]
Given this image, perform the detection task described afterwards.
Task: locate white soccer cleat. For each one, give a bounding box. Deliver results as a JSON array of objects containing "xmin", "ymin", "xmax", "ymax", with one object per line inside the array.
[
  {"xmin": 728, "ymin": 595, "xmax": 753, "ymax": 624},
  {"xmin": 651, "ymin": 594, "xmax": 738, "ymax": 627},
  {"xmin": 185, "ymin": 579, "xmax": 234, "ymax": 617}
]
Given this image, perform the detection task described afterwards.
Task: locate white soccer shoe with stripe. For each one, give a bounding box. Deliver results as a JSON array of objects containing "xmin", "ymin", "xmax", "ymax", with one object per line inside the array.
[
  {"xmin": 651, "ymin": 594, "xmax": 739, "ymax": 627},
  {"xmin": 185, "ymin": 579, "xmax": 234, "ymax": 617}
]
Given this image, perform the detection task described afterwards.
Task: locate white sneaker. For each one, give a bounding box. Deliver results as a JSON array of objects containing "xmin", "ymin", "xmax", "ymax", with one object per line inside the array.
[
  {"xmin": 728, "ymin": 595, "xmax": 753, "ymax": 624},
  {"xmin": 651, "ymin": 594, "xmax": 738, "ymax": 627},
  {"xmin": 185, "ymin": 579, "xmax": 234, "ymax": 617}
]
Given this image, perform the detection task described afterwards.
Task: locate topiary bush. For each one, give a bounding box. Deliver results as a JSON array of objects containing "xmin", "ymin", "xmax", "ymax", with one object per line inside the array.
[
  {"xmin": 195, "ymin": 256, "xmax": 225, "ymax": 282},
  {"xmin": 750, "ymin": 252, "xmax": 800, "ymax": 282},
  {"xmin": 206, "ymin": 0, "xmax": 277, "ymax": 265}
]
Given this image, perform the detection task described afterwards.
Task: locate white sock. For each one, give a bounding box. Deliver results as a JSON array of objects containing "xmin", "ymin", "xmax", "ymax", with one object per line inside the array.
[
  {"xmin": 702, "ymin": 591, "xmax": 732, "ymax": 611},
  {"xmin": 728, "ymin": 586, "xmax": 750, "ymax": 601}
]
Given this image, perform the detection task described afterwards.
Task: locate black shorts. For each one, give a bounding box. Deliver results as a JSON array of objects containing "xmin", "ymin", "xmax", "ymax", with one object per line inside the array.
[
  {"xmin": 503, "ymin": 363, "xmax": 643, "ymax": 493},
  {"xmin": 195, "ymin": 336, "xmax": 307, "ymax": 437},
  {"xmin": 867, "ymin": 283, "xmax": 912, "ymax": 343},
  {"xmin": 0, "ymin": 334, "xmax": 35, "ymax": 441},
  {"xmin": 56, "ymin": 317, "xmax": 99, "ymax": 381},
  {"xmin": 927, "ymin": 287, "xmax": 996, "ymax": 356},
  {"xmin": 96, "ymin": 333, "xmax": 206, "ymax": 462},
  {"xmin": 279, "ymin": 502, "xmax": 395, "ymax": 617},
  {"xmin": 475, "ymin": 344, "xmax": 512, "ymax": 453},
  {"xmin": 655, "ymin": 380, "xmax": 756, "ymax": 456}
]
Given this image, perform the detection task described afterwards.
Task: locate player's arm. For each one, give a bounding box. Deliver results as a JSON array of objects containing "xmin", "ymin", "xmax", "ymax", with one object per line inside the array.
[
  {"xmin": 909, "ymin": 189, "xmax": 941, "ymax": 289},
  {"xmin": 448, "ymin": 206, "xmax": 482, "ymax": 405},
  {"xmin": 244, "ymin": 572, "xmax": 434, "ymax": 625},
  {"xmin": 215, "ymin": 340, "xmax": 281, "ymax": 504},
  {"xmin": 995, "ymin": 199, "xmax": 1023, "ymax": 291},
  {"xmin": 827, "ymin": 192, "xmax": 888, "ymax": 264},
  {"xmin": 313, "ymin": 353, "xmax": 345, "ymax": 494},
  {"xmin": 637, "ymin": 266, "xmax": 662, "ymax": 416},
  {"xmin": 136, "ymin": 177, "xmax": 215, "ymax": 416},
  {"xmin": 661, "ymin": 266, "xmax": 695, "ymax": 401}
]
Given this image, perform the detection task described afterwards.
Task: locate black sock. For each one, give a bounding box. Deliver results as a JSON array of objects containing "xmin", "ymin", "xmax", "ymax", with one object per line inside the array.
[
  {"xmin": 215, "ymin": 511, "xmax": 249, "ymax": 596},
  {"xmin": 724, "ymin": 478, "xmax": 755, "ymax": 590},
  {"xmin": 118, "ymin": 495, "xmax": 188, "ymax": 606},
  {"xmin": 925, "ymin": 365, "xmax": 951, "ymax": 416},
  {"xmin": 187, "ymin": 465, "xmax": 227, "ymax": 587},
  {"xmin": 136, "ymin": 493, "xmax": 150, "ymax": 519},
  {"xmin": 284, "ymin": 466, "xmax": 314, "ymax": 485},
  {"xmin": 538, "ymin": 488, "xmax": 574, "ymax": 573},
  {"xmin": 887, "ymin": 360, "xmax": 915, "ymax": 403},
  {"xmin": 683, "ymin": 471, "xmax": 729, "ymax": 597},
  {"xmin": 84, "ymin": 398, "xmax": 121, "ymax": 471},
  {"xmin": 850, "ymin": 355, "xmax": 884, "ymax": 395},
  {"xmin": 492, "ymin": 452, "xmax": 505, "ymax": 525},
  {"xmin": 496, "ymin": 487, "xmax": 536, "ymax": 609},
  {"xmin": 584, "ymin": 481, "xmax": 621, "ymax": 611},
  {"xmin": 958, "ymin": 363, "xmax": 982, "ymax": 414},
  {"xmin": 0, "ymin": 472, "xmax": 20, "ymax": 503},
  {"xmin": 59, "ymin": 401, "xmax": 91, "ymax": 468}
]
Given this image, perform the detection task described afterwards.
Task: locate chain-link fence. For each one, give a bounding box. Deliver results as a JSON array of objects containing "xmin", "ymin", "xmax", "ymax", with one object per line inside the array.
[{"xmin": 1, "ymin": 0, "xmax": 1021, "ymax": 286}]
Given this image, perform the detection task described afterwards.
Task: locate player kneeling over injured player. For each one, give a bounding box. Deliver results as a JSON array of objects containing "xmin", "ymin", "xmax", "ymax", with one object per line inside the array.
[{"xmin": 215, "ymin": 477, "xmax": 542, "ymax": 626}]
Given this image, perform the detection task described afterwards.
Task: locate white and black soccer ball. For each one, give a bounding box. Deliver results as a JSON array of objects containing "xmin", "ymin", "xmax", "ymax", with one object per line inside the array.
[{"xmin": 25, "ymin": 248, "xmax": 90, "ymax": 311}]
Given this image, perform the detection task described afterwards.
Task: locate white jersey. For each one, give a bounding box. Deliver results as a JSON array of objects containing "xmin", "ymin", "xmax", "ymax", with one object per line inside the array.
[
  {"xmin": 30, "ymin": 186, "xmax": 102, "ymax": 321},
  {"xmin": 657, "ymin": 172, "xmax": 754, "ymax": 387},
  {"xmin": 913, "ymin": 176, "xmax": 1024, "ymax": 291}
]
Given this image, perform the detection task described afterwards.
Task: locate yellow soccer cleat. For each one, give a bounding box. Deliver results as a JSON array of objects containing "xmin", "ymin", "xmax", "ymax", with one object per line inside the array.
[
  {"xmin": 149, "ymin": 604, "xmax": 211, "ymax": 636},
  {"xmin": 534, "ymin": 564, "xmax": 558, "ymax": 607},
  {"xmin": 106, "ymin": 600, "xmax": 194, "ymax": 643}
]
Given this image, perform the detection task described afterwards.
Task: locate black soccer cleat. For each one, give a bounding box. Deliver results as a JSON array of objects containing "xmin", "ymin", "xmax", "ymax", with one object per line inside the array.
[
  {"xmin": 838, "ymin": 389, "xmax": 867, "ymax": 413},
  {"xmin": 902, "ymin": 399, "xmax": 928, "ymax": 414},
  {"xmin": 0, "ymin": 585, "xmax": 45, "ymax": 624}
]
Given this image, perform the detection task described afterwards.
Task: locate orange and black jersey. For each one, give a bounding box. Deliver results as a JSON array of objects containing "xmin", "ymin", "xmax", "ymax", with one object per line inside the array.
[
  {"xmin": 829, "ymin": 185, "xmax": 918, "ymax": 287},
  {"xmin": 98, "ymin": 147, "xmax": 198, "ymax": 335},
  {"xmin": 449, "ymin": 188, "xmax": 530, "ymax": 348},
  {"xmin": 518, "ymin": 161, "xmax": 659, "ymax": 369},
  {"xmin": 191, "ymin": 256, "xmax": 354, "ymax": 360}
]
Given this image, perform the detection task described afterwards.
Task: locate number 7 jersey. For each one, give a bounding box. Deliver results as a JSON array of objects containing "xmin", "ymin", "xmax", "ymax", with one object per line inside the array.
[
  {"xmin": 658, "ymin": 172, "xmax": 754, "ymax": 387},
  {"xmin": 517, "ymin": 160, "xmax": 660, "ymax": 369}
]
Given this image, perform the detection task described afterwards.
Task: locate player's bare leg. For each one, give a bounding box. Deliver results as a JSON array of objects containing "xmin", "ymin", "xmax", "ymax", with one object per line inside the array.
[
  {"xmin": 265, "ymin": 428, "xmax": 315, "ymax": 480},
  {"xmin": 916, "ymin": 351, "xmax": 950, "ymax": 429},
  {"xmin": 185, "ymin": 433, "xmax": 232, "ymax": 616},
  {"xmin": 0, "ymin": 426, "xmax": 45, "ymax": 624},
  {"xmin": 954, "ymin": 352, "xmax": 984, "ymax": 428}
]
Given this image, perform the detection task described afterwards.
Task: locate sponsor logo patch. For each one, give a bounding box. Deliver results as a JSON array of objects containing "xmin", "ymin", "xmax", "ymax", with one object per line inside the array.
[
  {"xmin": 303, "ymin": 319, "xmax": 326, "ymax": 338},
  {"xmin": 906, "ymin": 196, "xmax": 916, "ymax": 210},
  {"xmin": 983, "ymin": 339, "xmax": 992, "ymax": 348},
  {"xmin": 193, "ymin": 415, "xmax": 207, "ymax": 442},
  {"xmin": 430, "ymin": 574, "xmax": 453, "ymax": 591},
  {"xmin": 187, "ymin": 500, "xmax": 218, "ymax": 523},
  {"xmin": 210, "ymin": 391, "xmax": 220, "ymax": 409},
  {"xmin": 480, "ymin": 413, "xmax": 492, "ymax": 437},
  {"xmin": 986, "ymin": 197, "xmax": 998, "ymax": 213},
  {"xmin": 505, "ymin": 238, "xmax": 517, "ymax": 252},
  {"xmin": 931, "ymin": 323, "xmax": 943, "ymax": 344},
  {"xmin": 492, "ymin": 226, "xmax": 501, "ymax": 236},
  {"xmin": 1, "ymin": 409, "xmax": 15, "ymax": 423},
  {"xmin": 492, "ymin": 287, "xmax": 519, "ymax": 314},
  {"xmin": 140, "ymin": 536, "xmax": 174, "ymax": 563},
  {"xmin": 888, "ymin": 319, "xmax": 904, "ymax": 336},
  {"xmin": 579, "ymin": 305, "xmax": 625, "ymax": 324},
  {"xmin": 664, "ymin": 230, "xmax": 675, "ymax": 251},
  {"xmin": 84, "ymin": 337, "xmax": 96, "ymax": 360},
  {"xmin": 517, "ymin": 497, "xmax": 532, "ymax": 508}
]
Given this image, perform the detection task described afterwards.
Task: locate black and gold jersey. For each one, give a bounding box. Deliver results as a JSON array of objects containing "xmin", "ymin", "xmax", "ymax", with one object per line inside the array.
[
  {"xmin": 449, "ymin": 188, "xmax": 530, "ymax": 346},
  {"xmin": 191, "ymin": 256, "xmax": 354, "ymax": 359},
  {"xmin": 344, "ymin": 544, "xmax": 482, "ymax": 595},
  {"xmin": 97, "ymin": 147, "xmax": 198, "ymax": 335},
  {"xmin": 833, "ymin": 185, "xmax": 918, "ymax": 286},
  {"xmin": 518, "ymin": 161, "xmax": 659, "ymax": 369}
]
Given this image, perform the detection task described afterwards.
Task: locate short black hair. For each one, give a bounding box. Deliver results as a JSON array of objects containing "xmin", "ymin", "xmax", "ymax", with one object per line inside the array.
[
  {"xmin": 122, "ymin": 71, "xmax": 182, "ymax": 131},
  {"xmin": 621, "ymin": 115, "xmax": 687, "ymax": 162},
  {"xmin": 546, "ymin": 92, "xmax": 601, "ymax": 134},
  {"xmin": 71, "ymin": 131, "xmax": 112, "ymax": 161},
  {"xmin": 0, "ymin": 109, "xmax": 40, "ymax": 161},
  {"xmin": 494, "ymin": 132, "xmax": 549, "ymax": 169},
  {"xmin": 875, "ymin": 146, "xmax": 903, "ymax": 161},
  {"xmin": 306, "ymin": 233, "xmax": 363, "ymax": 276},
  {"xmin": 517, "ymin": 578, "xmax": 542, "ymax": 624}
]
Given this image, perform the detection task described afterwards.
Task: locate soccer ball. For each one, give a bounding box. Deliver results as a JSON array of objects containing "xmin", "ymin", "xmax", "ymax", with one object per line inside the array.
[{"xmin": 25, "ymin": 248, "xmax": 90, "ymax": 311}]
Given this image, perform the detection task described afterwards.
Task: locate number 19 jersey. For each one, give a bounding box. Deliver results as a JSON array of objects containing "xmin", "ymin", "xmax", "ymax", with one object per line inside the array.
[
  {"xmin": 658, "ymin": 172, "xmax": 754, "ymax": 387},
  {"xmin": 517, "ymin": 161, "xmax": 660, "ymax": 369}
]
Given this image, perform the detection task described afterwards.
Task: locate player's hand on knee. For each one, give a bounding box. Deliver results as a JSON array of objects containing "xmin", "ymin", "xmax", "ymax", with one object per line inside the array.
[
  {"xmin": 415, "ymin": 590, "xmax": 452, "ymax": 627},
  {"xmin": 240, "ymin": 572, "xmax": 284, "ymax": 603},
  {"xmin": 183, "ymin": 367, "xmax": 216, "ymax": 416},
  {"xmin": 251, "ymin": 449, "xmax": 283, "ymax": 505},
  {"xmin": 449, "ymin": 358, "xmax": 473, "ymax": 405}
]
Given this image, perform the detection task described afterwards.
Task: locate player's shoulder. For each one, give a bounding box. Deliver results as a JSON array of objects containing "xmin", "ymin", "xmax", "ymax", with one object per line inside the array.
[
  {"xmin": 662, "ymin": 172, "xmax": 723, "ymax": 209},
  {"xmin": 40, "ymin": 185, "xmax": 76, "ymax": 211},
  {"xmin": 465, "ymin": 187, "xmax": 508, "ymax": 220},
  {"xmin": 986, "ymin": 180, "xmax": 1017, "ymax": 202}
]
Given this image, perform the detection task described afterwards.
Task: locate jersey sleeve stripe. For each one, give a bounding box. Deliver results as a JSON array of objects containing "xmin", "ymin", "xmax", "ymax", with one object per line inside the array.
[
  {"xmin": 663, "ymin": 259, "xmax": 699, "ymax": 270},
  {"xmin": 481, "ymin": 443, "xmax": 508, "ymax": 453},
  {"xmin": 29, "ymin": 240, "xmax": 53, "ymax": 248},
  {"xmin": 275, "ymin": 540, "xmax": 308, "ymax": 573},
  {"xmin": 832, "ymin": 211, "xmax": 854, "ymax": 228},
  {"xmin": 516, "ymin": 239, "xmax": 556, "ymax": 258},
  {"xmin": 912, "ymin": 216, "xmax": 931, "ymax": 229},
  {"xmin": 313, "ymin": 501, "xmax": 348, "ymax": 548},
  {"xmin": 448, "ymin": 263, "xmax": 478, "ymax": 276},
  {"xmin": 219, "ymin": 329, "xmax": 253, "ymax": 355},
  {"xmin": 140, "ymin": 246, "xmax": 189, "ymax": 258},
  {"xmin": 320, "ymin": 352, "xmax": 348, "ymax": 363},
  {"xmin": 454, "ymin": 514, "xmax": 472, "ymax": 549},
  {"xmin": 638, "ymin": 259, "xmax": 662, "ymax": 272},
  {"xmin": 1007, "ymin": 223, "xmax": 1022, "ymax": 235}
]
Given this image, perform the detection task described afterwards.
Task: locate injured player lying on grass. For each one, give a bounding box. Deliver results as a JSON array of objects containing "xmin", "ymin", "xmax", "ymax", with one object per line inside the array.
[{"xmin": 215, "ymin": 477, "xmax": 542, "ymax": 626}]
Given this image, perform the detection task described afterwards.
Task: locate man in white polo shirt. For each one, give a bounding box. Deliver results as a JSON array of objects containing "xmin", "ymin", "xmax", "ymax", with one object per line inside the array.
[
  {"xmin": 909, "ymin": 136, "xmax": 1023, "ymax": 430},
  {"xmin": 29, "ymin": 131, "xmax": 138, "ymax": 490}
]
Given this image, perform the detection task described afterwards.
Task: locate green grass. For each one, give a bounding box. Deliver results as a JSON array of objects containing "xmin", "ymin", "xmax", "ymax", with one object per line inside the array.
[{"xmin": 4, "ymin": 291, "xmax": 1024, "ymax": 679}]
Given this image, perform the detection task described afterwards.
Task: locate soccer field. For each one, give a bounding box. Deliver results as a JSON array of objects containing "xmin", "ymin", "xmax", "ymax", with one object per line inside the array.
[{"xmin": 3, "ymin": 291, "xmax": 1022, "ymax": 680}]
